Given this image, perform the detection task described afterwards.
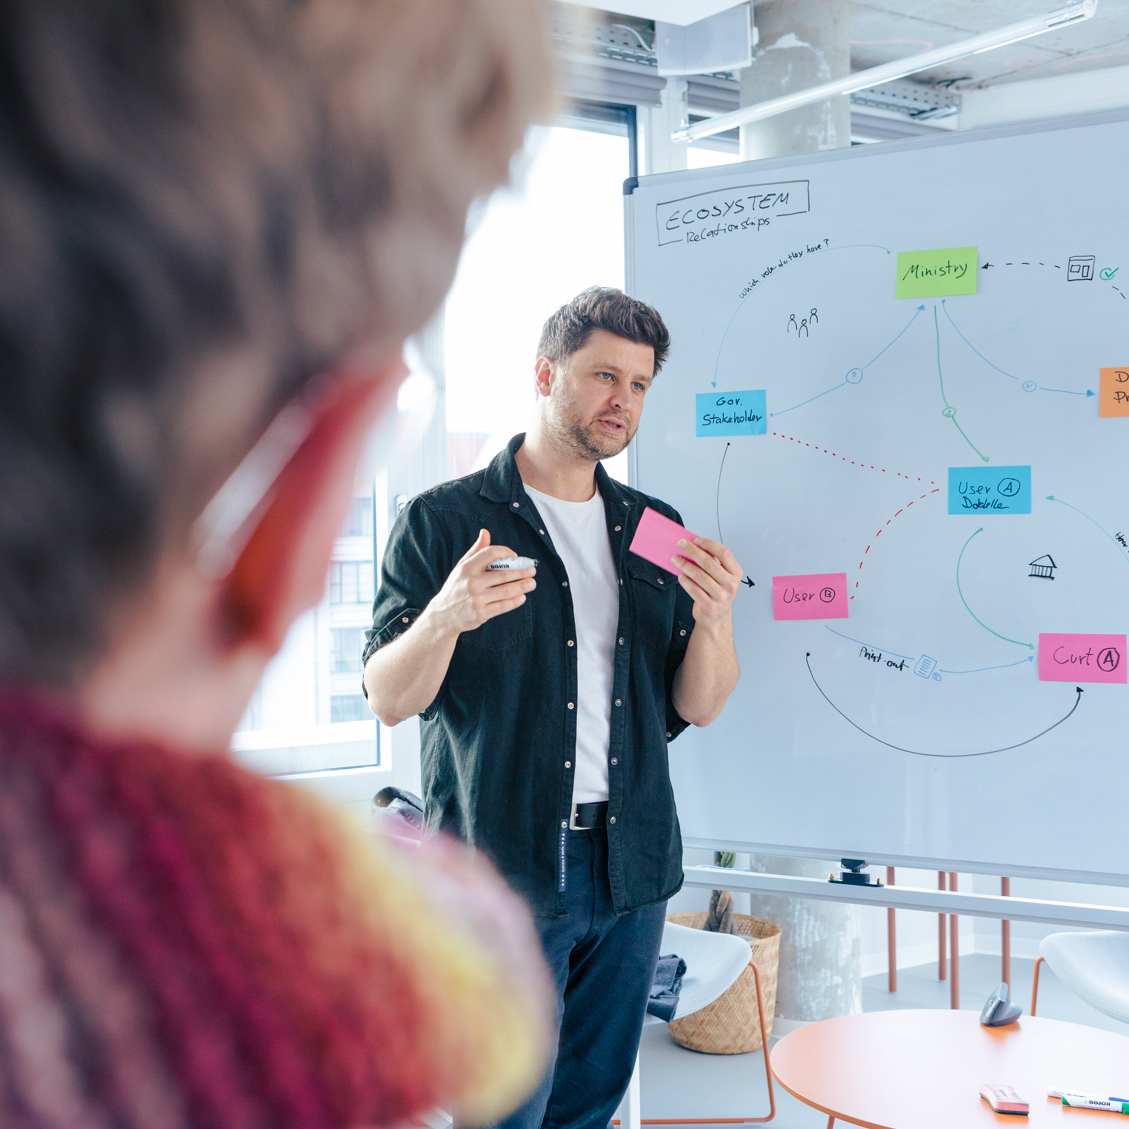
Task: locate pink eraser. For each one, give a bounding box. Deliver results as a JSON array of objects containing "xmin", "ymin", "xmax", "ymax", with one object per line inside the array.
[
  {"xmin": 629, "ymin": 506, "xmax": 699, "ymax": 575},
  {"xmin": 980, "ymin": 1084, "xmax": 1029, "ymax": 1115}
]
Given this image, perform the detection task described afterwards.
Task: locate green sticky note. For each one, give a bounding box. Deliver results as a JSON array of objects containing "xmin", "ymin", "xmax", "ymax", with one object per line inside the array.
[{"xmin": 896, "ymin": 247, "xmax": 978, "ymax": 298}]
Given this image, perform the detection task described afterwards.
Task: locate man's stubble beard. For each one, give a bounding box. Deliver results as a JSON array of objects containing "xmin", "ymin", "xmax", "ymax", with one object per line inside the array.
[{"xmin": 547, "ymin": 392, "xmax": 634, "ymax": 463}]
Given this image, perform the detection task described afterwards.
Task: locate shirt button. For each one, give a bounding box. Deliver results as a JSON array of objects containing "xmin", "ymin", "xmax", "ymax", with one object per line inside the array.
[
  {"xmin": 563, "ymin": 581, "xmax": 568, "ymax": 587},
  {"xmin": 609, "ymin": 816, "xmax": 617, "ymax": 825},
  {"xmin": 561, "ymin": 821, "xmax": 567, "ymax": 828},
  {"xmin": 611, "ymin": 757, "xmax": 618, "ymax": 766},
  {"xmin": 680, "ymin": 628, "xmax": 687, "ymax": 636},
  {"xmin": 658, "ymin": 577, "xmax": 664, "ymax": 585},
  {"xmin": 567, "ymin": 640, "xmax": 574, "ymax": 647},
  {"xmin": 615, "ymin": 698, "xmax": 622, "ymax": 707},
  {"xmin": 512, "ymin": 501, "xmax": 520, "ymax": 508},
  {"xmin": 568, "ymin": 702, "xmax": 575, "ymax": 710},
  {"xmin": 619, "ymin": 637, "xmax": 625, "ymax": 645},
  {"xmin": 402, "ymin": 616, "xmax": 410, "ymax": 623},
  {"xmin": 539, "ymin": 529, "xmax": 546, "ymax": 535},
  {"xmin": 615, "ymin": 525, "xmax": 621, "ymax": 531},
  {"xmin": 565, "ymin": 761, "xmax": 571, "ymax": 768}
]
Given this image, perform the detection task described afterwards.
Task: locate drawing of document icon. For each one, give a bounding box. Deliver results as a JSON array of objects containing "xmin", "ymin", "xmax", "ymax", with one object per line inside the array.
[
  {"xmin": 914, "ymin": 655, "xmax": 938, "ymax": 679},
  {"xmin": 1067, "ymin": 255, "xmax": 1095, "ymax": 281}
]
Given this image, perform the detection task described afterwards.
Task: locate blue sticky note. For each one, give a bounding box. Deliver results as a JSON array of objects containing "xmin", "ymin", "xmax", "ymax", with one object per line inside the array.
[
  {"xmin": 948, "ymin": 466, "xmax": 1031, "ymax": 515},
  {"xmin": 696, "ymin": 390, "xmax": 766, "ymax": 437}
]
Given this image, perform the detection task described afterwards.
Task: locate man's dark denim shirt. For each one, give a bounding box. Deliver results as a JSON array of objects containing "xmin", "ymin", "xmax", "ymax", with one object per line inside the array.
[{"xmin": 363, "ymin": 435, "xmax": 695, "ymax": 917}]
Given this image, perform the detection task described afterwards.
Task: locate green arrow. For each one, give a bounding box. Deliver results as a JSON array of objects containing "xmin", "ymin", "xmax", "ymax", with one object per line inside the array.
[
  {"xmin": 1046, "ymin": 495, "xmax": 1129, "ymax": 572},
  {"xmin": 956, "ymin": 527, "xmax": 1035, "ymax": 650},
  {"xmin": 935, "ymin": 306, "xmax": 989, "ymax": 462}
]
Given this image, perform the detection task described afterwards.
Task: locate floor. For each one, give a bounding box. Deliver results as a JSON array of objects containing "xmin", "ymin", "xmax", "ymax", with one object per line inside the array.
[{"xmin": 630, "ymin": 954, "xmax": 1127, "ymax": 1127}]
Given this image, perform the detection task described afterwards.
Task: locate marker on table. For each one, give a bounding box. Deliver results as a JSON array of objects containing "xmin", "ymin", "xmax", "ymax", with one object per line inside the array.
[
  {"xmin": 486, "ymin": 557, "xmax": 539, "ymax": 571},
  {"xmin": 1049, "ymin": 1089, "xmax": 1129, "ymax": 1113}
]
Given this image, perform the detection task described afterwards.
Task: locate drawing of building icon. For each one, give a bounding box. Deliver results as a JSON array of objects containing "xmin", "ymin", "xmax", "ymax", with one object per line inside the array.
[
  {"xmin": 1029, "ymin": 554, "xmax": 1057, "ymax": 579},
  {"xmin": 1067, "ymin": 255, "xmax": 1095, "ymax": 281}
]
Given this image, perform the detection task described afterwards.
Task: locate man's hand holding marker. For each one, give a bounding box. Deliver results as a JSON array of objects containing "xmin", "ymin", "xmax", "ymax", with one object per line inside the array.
[{"xmin": 428, "ymin": 529, "xmax": 537, "ymax": 637}]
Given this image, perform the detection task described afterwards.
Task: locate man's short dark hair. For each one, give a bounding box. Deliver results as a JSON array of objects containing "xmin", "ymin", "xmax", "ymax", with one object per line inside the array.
[
  {"xmin": 0, "ymin": 0, "xmax": 546, "ymax": 686},
  {"xmin": 537, "ymin": 288, "xmax": 670, "ymax": 374}
]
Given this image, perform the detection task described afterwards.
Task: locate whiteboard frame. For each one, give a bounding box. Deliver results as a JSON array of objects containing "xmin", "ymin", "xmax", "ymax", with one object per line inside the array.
[{"xmin": 625, "ymin": 106, "xmax": 1129, "ymax": 890}]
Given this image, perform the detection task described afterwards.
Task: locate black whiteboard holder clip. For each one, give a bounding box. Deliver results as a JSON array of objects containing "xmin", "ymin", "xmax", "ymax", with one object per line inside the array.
[{"xmin": 829, "ymin": 858, "xmax": 884, "ymax": 887}]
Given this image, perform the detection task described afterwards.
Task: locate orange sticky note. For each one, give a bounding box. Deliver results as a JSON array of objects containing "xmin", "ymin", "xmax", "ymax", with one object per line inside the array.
[{"xmin": 1100, "ymin": 367, "xmax": 1129, "ymax": 416}]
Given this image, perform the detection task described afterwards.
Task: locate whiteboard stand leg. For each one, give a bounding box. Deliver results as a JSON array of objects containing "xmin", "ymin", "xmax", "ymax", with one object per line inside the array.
[
  {"xmin": 887, "ymin": 867, "xmax": 896, "ymax": 993},
  {"xmin": 938, "ymin": 871, "xmax": 947, "ymax": 982},
  {"xmin": 949, "ymin": 872, "xmax": 959, "ymax": 1010},
  {"xmin": 1001, "ymin": 877, "xmax": 1011, "ymax": 989}
]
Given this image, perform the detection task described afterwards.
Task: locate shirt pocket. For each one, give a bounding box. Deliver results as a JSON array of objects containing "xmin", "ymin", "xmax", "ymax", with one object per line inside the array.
[
  {"xmin": 628, "ymin": 558, "xmax": 678, "ymax": 651},
  {"xmin": 459, "ymin": 599, "xmax": 533, "ymax": 653}
]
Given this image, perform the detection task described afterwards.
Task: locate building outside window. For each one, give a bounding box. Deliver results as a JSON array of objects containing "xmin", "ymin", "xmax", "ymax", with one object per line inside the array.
[{"xmin": 329, "ymin": 560, "xmax": 375, "ymax": 606}]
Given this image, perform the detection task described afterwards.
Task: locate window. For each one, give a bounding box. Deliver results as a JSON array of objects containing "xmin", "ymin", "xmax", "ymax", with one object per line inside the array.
[
  {"xmin": 330, "ymin": 626, "xmax": 366, "ymax": 673},
  {"xmin": 340, "ymin": 495, "xmax": 373, "ymax": 538},
  {"xmin": 444, "ymin": 123, "xmax": 633, "ymax": 481},
  {"xmin": 329, "ymin": 560, "xmax": 375, "ymax": 606},
  {"xmin": 331, "ymin": 694, "xmax": 371, "ymax": 723},
  {"xmin": 232, "ymin": 483, "xmax": 380, "ymax": 778}
]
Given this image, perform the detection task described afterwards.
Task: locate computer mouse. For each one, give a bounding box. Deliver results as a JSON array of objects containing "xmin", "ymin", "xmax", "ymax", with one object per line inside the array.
[{"xmin": 980, "ymin": 982, "xmax": 1023, "ymax": 1027}]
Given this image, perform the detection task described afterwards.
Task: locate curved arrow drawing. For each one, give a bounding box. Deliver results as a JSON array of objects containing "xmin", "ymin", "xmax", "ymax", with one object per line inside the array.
[
  {"xmin": 956, "ymin": 528, "xmax": 1035, "ymax": 650},
  {"xmin": 770, "ymin": 304, "xmax": 926, "ymax": 418},
  {"xmin": 943, "ymin": 300, "xmax": 1093, "ymax": 396},
  {"xmin": 941, "ymin": 299, "xmax": 1019, "ymax": 382},
  {"xmin": 936, "ymin": 306, "xmax": 989, "ymax": 462},
  {"xmin": 1046, "ymin": 494, "xmax": 1129, "ymax": 573},
  {"xmin": 806, "ymin": 653, "xmax": 1082, "ymax": 758},
  {"xmin": 715, "ymin": 441, "xmax": 730, "ymax": 542}
]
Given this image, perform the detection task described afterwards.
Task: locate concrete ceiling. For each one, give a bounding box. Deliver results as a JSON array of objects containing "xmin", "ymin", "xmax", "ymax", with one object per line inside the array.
[
  {"xmin": 597, "ymin": 2, "xmax": 1129, "ymax": 88},
  {"xmin": 850, "ymin": 0, "xmax": 1129, "ymax": 88}
]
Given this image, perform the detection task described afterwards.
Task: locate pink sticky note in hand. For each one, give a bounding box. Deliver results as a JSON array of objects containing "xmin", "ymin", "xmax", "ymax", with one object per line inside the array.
[
  {"xmin": 1038, "ymin": 633, "xmax": 1126, "ymax": 683},
  {"xmin": 772, "ymin": 573, "xmax": 848, "ymax": 621},
  {"xmin": 629, "ymin": 506, "xmax": 699, "ymax": 575}
]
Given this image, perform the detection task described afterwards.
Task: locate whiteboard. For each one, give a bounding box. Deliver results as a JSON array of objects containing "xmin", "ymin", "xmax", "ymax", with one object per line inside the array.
[{"xmin": 626, "ymin": 110, "xmax": 1129, "ymax": 885}]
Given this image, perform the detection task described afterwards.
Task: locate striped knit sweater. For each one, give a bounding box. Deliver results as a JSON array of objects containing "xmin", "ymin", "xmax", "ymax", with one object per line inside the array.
[{"xmin": 0, "ymin": 694, "xmax": 547, "ymax": 1129}]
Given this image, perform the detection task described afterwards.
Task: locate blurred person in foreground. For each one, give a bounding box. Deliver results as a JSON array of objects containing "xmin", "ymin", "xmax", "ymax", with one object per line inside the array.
[{"xmin": 0, "ymin": 1, "xmax": 554, "ymax": 1126}]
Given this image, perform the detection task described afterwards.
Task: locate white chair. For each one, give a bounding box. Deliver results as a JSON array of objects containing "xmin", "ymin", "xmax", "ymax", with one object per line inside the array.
[
  {"xmin": 616, "ymin": 920, "xmax": 777, "ymax": 1129},
  {"xmin": 1030, "ymin": 931, "xmax": 1129, "ymax": 1023}
]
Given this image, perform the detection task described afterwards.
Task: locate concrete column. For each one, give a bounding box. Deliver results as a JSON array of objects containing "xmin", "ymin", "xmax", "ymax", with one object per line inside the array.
[
  {"xmin": 642, "ymin": 78, "xmax": 689, "ymax": 175},
  {"xmin": 739, "ymin": 0, "xmax": 851, "ymax": 161},
  {"xmin": 745, "ymin": 856, "xmax": 861, "ymax": 1023},
  {"xmin": 734, "ymin": 0, "xmax": 860, "ymax": 1029}
]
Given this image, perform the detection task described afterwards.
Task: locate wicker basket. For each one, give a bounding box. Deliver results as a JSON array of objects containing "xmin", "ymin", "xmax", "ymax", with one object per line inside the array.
[{"xmin": 664, "ymin": 911, "xmax": 781, "ymax": 1054}]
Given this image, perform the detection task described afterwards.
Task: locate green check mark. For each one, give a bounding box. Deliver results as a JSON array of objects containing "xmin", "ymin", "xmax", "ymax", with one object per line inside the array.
[{"xmin": 1100, "ymin": 266, "xmax": 1119, "ymax": 280}]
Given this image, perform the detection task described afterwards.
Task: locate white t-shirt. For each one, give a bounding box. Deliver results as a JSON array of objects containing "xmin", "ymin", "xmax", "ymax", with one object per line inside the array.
[{"xmin": 523, "ymin": 483, "xmax": 619, "ymax": 805}]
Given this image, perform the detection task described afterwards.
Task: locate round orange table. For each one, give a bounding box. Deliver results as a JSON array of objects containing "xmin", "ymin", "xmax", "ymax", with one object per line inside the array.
[{"xmin": 771, "ymin": 1009, "xmax": 1129, "ymax": 1128}]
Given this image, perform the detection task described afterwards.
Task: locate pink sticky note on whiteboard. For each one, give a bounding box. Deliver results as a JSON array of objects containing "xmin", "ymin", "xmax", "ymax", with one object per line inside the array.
[
  {"xmin": 772, "ymin": 573, "xmax": 848, "ymax": 621},
  {"xmin": 1038, "ymin": 633, "xmax": 1126, "ymax": 683},
  {"xmin": 629, "ymin": 506, "xmax": 698, "ymax": 575}
]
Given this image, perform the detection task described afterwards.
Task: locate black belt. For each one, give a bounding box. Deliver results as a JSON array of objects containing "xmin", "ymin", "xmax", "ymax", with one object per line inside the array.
[{"xmin": 569, "ymin": 801, "xmax": 608, "ymax": 830}]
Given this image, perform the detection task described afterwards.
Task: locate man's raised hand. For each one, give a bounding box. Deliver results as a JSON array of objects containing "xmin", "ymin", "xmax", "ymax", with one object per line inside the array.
[
  {"xmin": 428, "ymin": 528, "xmax": 537, "ymax": 637},
  {"xmin": 672, "ymin": 536, "xmax": 742, "ymax": 627}
]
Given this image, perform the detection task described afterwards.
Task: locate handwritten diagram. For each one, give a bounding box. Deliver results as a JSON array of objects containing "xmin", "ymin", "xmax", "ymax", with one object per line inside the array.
[{"xmin": 671, "ymin": 232, "xmax": 1129, "ymax": 758}]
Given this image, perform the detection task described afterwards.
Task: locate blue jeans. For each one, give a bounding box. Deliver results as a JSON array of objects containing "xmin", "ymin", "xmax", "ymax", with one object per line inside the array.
[{"xmin": 490, "ymin": 827, "xmax": 667, "ymax": 1129}]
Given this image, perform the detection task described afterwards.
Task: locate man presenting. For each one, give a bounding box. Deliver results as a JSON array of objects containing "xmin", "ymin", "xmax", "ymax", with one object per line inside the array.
[{"xmin": 364, "ymin": 287, "xmax": 744, "ymax": 1129}]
